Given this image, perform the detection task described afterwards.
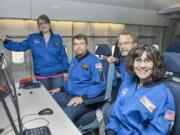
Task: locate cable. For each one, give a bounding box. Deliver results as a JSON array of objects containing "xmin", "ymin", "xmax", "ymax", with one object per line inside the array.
[
  {"xmin": 1, "ymin": 113, "xmax": 38, "ymax": 131},
  {"xmin": 22, "ymin": 113, "xmax": 50, "ymax": 129},
  {"xmin": 0, "ymin": 128, "xmax": 4, "ymax": 134},
  {"xmin": 23, "ymin": 118, "xmax": 49, "ymax": 129},
  {"xmin": 2, "ymin": 56, "xmax": 17, "ymax": 96},
  {"xmin": 1, "ymin": 54, "xmax": 23, "ymax": 134},
  {"xmin": 0, "ymin": 57, "xmax": 15, "ymax": 106},
  {"xmin": 2, "ymin": 113, "xmax": 50, "ymax": 135},
  {"xmin": 3, "ymin": 128, "xmax": 14, "ymax": 135}
]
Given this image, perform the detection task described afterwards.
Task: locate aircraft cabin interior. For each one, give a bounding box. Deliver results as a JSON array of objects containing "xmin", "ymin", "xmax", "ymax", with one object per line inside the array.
[{"xmin": 0, "ymin": 0, "xmax": 180, "ymax": 135}]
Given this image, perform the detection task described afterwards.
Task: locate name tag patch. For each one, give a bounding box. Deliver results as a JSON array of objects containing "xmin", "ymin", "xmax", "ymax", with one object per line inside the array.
[
  {"xmin": 82, "ymin": 64, "xmax": 89, "ymax": 70},
  {"xmin": 140, "ymin": 96, "xmax": 157, "ymax": 112},
  {"xmin": 54, "ymin": 41, "xmax": 59, "ymax": 46}
]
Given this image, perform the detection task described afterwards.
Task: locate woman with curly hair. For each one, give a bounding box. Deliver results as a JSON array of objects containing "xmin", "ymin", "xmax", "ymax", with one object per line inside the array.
[{"xmin": 106, "ymin": 44, "xmax": 176, "ymax": 135}]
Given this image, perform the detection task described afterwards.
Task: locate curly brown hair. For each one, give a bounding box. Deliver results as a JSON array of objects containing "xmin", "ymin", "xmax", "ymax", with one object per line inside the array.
[{"xmin": 126, "ymin": 44, "xmax": 165, "ymax": 81}]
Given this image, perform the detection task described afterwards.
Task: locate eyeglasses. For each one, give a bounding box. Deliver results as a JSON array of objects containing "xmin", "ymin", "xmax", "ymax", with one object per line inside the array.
[
  {"xmin": 38, "ymin": 22, "xmax": 49, "ymax": 26},
  {"xmin": 118, "ymin": 42, "xmax": 134, "ymax": 46},
  {"xmin": 73, "ymin": 42, "xmax": 86, "ymax": 46},
  {"xmin": 134, "ymin": 58, "xmax": 153, "ymax": 66}
]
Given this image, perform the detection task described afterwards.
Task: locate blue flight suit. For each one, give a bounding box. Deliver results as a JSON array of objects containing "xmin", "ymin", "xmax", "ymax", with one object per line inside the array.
[
  {"xmin": 3, "ymin": 32, "xmax": 69, "ymax": 76},
  {"xmin": 106, "ymin": 78, "xmax": 176, "ymax": 135},
  {"xmin": 53, "ymin": 52, "xmax": 106, "ymax": 122},
  {"xmin": 104, "ymin": 57, "xmax": 134, "ymax": 121},
  {"xmin": 104, "ymin": 57, "xmax": 133, "ymax": 118},
  {"xmin": 116, "ymin": 57, "xmax": 133, "ymax": 83},
  {"xmin": 3, "ymin": 32, "xmax": 69, "ymax": 90}
]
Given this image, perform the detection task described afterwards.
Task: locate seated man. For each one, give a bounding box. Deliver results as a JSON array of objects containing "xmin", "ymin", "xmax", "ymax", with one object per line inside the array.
[
  {"xmin": 106, "ymin": 30, "xmax": 137, "ymax": 83},
  {"xmin": 104, "ymin": 30, "xmax": 138, "ymax": 122},
  {"xmin": 49, "ymin": 34, "xmax": 106, "ymax": 123}
]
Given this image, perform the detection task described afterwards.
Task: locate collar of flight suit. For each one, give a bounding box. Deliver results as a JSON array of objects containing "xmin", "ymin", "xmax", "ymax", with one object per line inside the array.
[{"xmin": 75, "ymin": 51, "xmax": 90, "ymax": 61}]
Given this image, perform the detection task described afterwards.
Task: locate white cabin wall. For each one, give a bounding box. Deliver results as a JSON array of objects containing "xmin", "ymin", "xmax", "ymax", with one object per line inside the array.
[
  {"xmin": 52, "ymin": 21, "xmax": 73, "ymax": 59},
  {"xmin": 0, "ymin": 0, "xmax": 170, "ymax": 26},
  {"xmin": 0, "ymin": 20, "xmax": 33, "ymax": 82},
  {"xmin": 124, "ymin": 25, "xmax": 164, "ymax": 50},
  {"xmin": 0, "ymin": 0, "xmax": 31, "ymax": 18}
]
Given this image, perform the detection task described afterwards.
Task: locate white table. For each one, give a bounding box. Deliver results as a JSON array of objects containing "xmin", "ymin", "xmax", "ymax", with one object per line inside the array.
[{"xmin": 0, "ymin": 85, "xmax": 82, "ymax": 135}]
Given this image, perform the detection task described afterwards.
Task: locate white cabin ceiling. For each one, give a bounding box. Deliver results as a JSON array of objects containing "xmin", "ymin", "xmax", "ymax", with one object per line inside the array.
[
  {"xmin": 65, "ymin": 0, "xmax": 164, "ymax": 11},
  {"xmin": 66, "ymin": 0, "xmax": 180, "ymax": 15}
]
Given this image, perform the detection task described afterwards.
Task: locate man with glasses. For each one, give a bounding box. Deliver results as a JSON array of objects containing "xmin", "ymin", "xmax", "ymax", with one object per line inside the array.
[
  {"xmin": 50, "ymin": 34, "xmax": 106, "ymax": 123},
  {"xmin": 105, "ymin": 31, "xmax": 137, "ymax": 122},
  {"xmin": 107, "ymin": 30, "xmax": 137, "ymax": 83}
]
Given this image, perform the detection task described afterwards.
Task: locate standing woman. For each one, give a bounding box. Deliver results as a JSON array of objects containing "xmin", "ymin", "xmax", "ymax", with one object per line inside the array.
[
  {"xmin": 0, "ymin": 15, "xmax": 69, "ymax": 90},
  {"xmin": 106, "ymin": 44, "xmax": 176, "ymax": 135}
]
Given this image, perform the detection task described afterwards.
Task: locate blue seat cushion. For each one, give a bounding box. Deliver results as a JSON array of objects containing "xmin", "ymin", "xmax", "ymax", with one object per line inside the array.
[{"xmin": 75, "ymin": 111, "xmax": 96, "ymax": 126}]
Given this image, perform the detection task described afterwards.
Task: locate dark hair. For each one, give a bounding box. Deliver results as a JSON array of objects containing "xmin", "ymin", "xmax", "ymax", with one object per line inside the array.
[
  {"xmin": 73, "ymin": 34, "xmax": 88, "ymax": 45},
  {"xmin": 37, "ymin": 15, "xmax": 51, "ymax": 24},
  {"xmin": 119, "ymin": 29, "xmax": 138, "ymax": 43},
  {"xmin": 126, "ymin": 44, "xmax": 165, "ymax": 81},
  {"xmin": 37, "ymin": 15, "xmax": 52, "ymax": 33}
]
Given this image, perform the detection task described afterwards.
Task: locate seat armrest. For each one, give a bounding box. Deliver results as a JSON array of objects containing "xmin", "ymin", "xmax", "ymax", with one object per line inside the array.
[
  {"xmin": 83, "ymin": 95, "xmax": 108, "ymax": 106},
  {"xmin": 105, "ymin": 129, "xmax": 116, "ymax": 135}
]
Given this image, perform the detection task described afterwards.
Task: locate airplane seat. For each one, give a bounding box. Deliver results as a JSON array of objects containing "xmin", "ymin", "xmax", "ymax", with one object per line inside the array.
[
  {"xmin": 95, "ymin": 44, "xmax": 112, "ymax": 57},
  {"xmin": 95, "ymin": 44, "xmax": 112, "ymax": 81},
  {"xmin": 95, "ymin": 44, "xmax": 117, "ymax": 88},
  {"xmin": 75, "ymin": 44, "xmax": 115, "ymax": 135},
  {"xmin": 162, "ymin": 52, "xmax": 180, "ymax": 135},
  {"xmin": 165, "ymin": 42, "xmax": 180, "ymax": 53}
]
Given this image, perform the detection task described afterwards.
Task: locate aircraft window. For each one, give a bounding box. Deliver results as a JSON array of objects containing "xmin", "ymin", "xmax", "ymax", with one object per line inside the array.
[
  {"xmin": 65, "ymin": 47, "xmax": 68, "ymax": 54},
  {"xmin": 95, "ymin": 45, "xmax": 98, "ymax": 51},
  {"xmin": 111, "ymin": 45, "xmax": 115, "ymax": 56},
  {"xmin": 95, "ymin": 45, "xmax": 99, "ymax": 57},
  {"xmin": 12, "ymin": 51, "xmax": 24, "ymax": 64},
  {"xmin": 1, "ymin": 59, "xmax": 7, "ymax": 69}
]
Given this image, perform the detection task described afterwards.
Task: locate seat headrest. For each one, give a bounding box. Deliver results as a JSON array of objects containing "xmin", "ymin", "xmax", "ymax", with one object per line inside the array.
[
  {"xmin": 165, "ymin": 42, "xmax": 180, "ymax": 53},
  {"xmin": 163, "ymin": 52, "xmax": 180, "ymax": 75},
  {"xmin": 95, "ymin": 44, "xmax": 112, "ymax": 56}
]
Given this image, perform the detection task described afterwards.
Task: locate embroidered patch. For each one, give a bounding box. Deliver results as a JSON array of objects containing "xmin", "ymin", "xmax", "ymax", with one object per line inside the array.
[
  {"xmin": 95, "ymin": 63, "xmax": 103, "ymax": 81},
  {"xmin": 164, "ymin": 110, "xmax": 175, "ymax": 121},
  {"xmin": 34, "ymin": 39, "xmax": 40, "ymax": 44},
  {"xmin": 121, "ymin": 88, "xmax": 128, "ymax": 96},
  {"xmin": 82, "ymin": 64, "xmax": 89, "ymax": 70},
  {"xmin": 54, "ymin": 41, "xmax": 59, "ymax": 46},
  {"xmin": 140, "ymin": 96, "xmax": 157, "ymax": 112},
  {"xmin": 95, "ymin": 63, "xmax": 102, "ymax": 70}
]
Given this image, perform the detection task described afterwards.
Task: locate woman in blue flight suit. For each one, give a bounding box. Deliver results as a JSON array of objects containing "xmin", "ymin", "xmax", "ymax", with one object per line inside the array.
[
  {"xmin": 0, "ymin": 15, "xmax": 69, "ymax": 90},
  {"xmin": 106, "ymin": 44, "xmax": 176, "ymax": 135}
]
